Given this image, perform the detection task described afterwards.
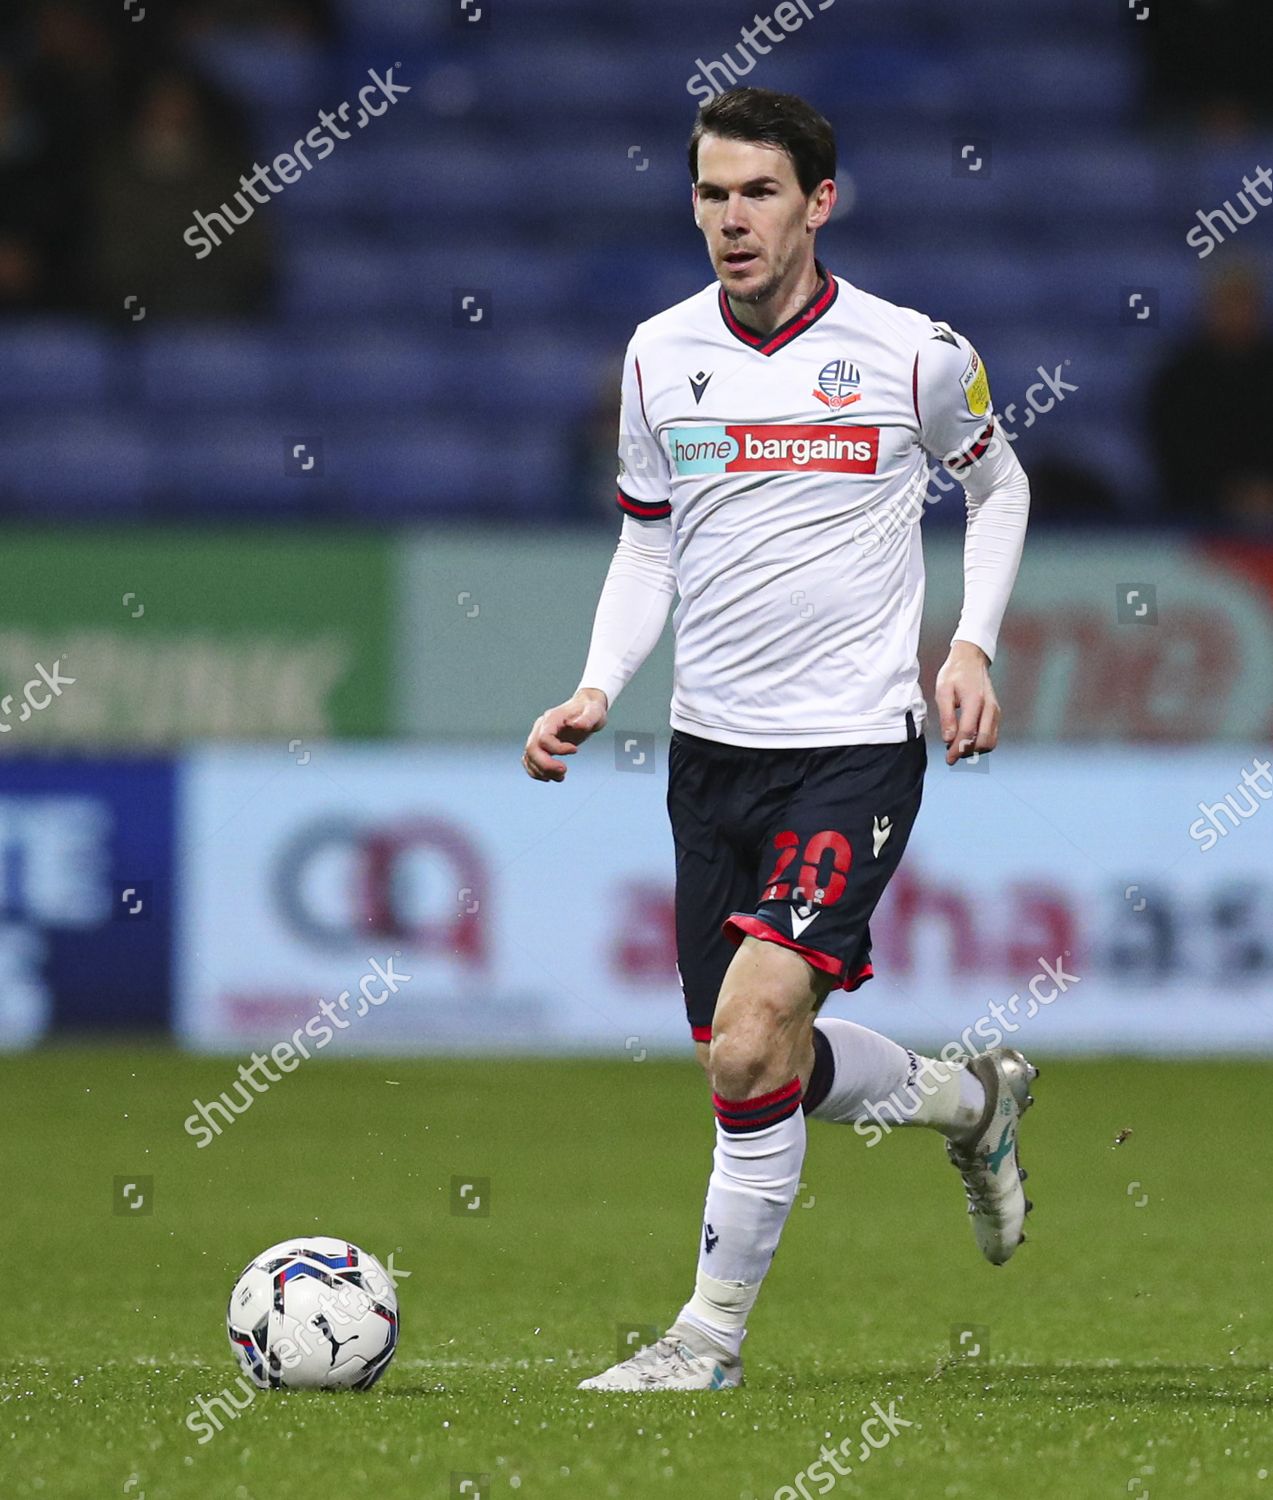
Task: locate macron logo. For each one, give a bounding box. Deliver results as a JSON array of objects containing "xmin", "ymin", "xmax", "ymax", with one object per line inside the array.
[
  {"xmin": 790, "ymin": 905, "xmax": 818, "ymax": 939},
  {"xmin": 873, "ymin": 815, "xmax": 893, "ymax": 857}
]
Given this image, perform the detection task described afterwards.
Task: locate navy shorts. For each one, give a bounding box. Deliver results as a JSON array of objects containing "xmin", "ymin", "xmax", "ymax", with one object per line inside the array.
[{"xmin": 666, "ymin": 727, "xmax": 926, "ymax": 1041}]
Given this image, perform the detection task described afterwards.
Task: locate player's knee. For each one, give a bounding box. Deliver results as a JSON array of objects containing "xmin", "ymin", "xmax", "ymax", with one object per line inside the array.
[{"xmin": 708, "ymin": 992, "xmax": 792, "ymax": 1100}]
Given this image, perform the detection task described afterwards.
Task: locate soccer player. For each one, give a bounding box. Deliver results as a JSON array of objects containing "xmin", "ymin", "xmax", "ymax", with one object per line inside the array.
[{"xmin": 523, "ymin": 87, "xmax": 1034, "ymax": 1391}]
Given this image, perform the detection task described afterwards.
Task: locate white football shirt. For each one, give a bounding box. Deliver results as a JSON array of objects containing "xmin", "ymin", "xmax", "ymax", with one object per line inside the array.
[{"xmin": 608, "ymin": 265, "xmax": 1012, "ymax": 747}]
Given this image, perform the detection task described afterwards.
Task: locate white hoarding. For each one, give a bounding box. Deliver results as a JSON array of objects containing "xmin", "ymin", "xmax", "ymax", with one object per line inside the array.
[{"xmin": 176, "ymin": 745, "xmax": 1273, "ymax": 1055}]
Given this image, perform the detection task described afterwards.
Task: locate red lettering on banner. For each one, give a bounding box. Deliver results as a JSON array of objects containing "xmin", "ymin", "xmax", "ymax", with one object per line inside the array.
[
  {"xmin": 922, "ymin": 603, "xmax": 1241, "ymax": 743},
  {"xmin": 877, "ymin": 869, "xmax": 978, "ymax": 974},
  {"xmin": 874, "ymin": 868, "xmax": 1081, "ymax": 977},
  {"xmin": 611, "ymin": 881, "xmax": 677, "ymax": 981},
  {"xmin": 1003, "ymin": 884, "xmax": 1077, "ymax": 974},
  {"xmin": 227, "ymin": 994, "xmax": 315, "ymax": 1026}
]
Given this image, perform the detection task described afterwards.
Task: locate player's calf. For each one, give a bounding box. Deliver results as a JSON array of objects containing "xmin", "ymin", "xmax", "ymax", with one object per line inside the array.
[
  {"xmin": 803, "ymin": 1016, "xmax": 985, "ymax": 1139},
  {"xmin": 801, "ymin": 1019, "xmax": 1038, "ymax": 1266}
]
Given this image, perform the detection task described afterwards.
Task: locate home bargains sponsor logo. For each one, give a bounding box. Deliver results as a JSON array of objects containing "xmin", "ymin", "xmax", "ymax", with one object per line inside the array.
[{"xmin": 667, "ymin": 425, "xmax": 879, "ymax": 476}]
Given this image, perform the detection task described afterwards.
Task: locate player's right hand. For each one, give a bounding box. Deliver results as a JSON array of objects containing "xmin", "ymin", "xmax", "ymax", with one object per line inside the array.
[{"xmin": 522, "ymin": 688, "xmax": 608, "ymax": 782}]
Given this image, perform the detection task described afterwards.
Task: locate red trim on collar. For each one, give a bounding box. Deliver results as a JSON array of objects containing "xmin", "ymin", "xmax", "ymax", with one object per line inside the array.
[{"xmin": 717, "ymin": 266, "xmax": 839, "ymax": 357}]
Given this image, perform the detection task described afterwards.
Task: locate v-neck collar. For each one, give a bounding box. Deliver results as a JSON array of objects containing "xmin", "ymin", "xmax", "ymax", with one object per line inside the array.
[{"xmin": 717, "ymin": 261, "xmax": 838, "ymax": 357}]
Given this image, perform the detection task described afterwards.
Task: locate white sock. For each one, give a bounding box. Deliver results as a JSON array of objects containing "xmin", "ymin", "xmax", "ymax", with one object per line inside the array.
[
  {"xmin": 807, "ymin": 1017, "xmax": 985, "ymax": 1140},
  {"xmin": 678, "ymin": 1078, "xmax": 805, "ymax": 1359}
]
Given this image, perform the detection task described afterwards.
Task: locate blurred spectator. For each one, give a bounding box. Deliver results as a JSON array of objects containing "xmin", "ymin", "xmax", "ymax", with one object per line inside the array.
[
  {"xmin": 1013, "ymin": 456, "xmax": 1122, "ymax": 525},
  {"xmin": 3, "ymin": 0, "xmax": 312, "ymax": 316},
  {"xmin": 0, "ymin": 64, "xmax": 54, "ymax": 309},
  {"xmin": 170, "ymin": 0, "xmax": 336, "ymax": 39},
  {"xmin": 24, "ymin": 2, "xmax": 119, "ymax": 152},
  {"xmin": 1148, "ymin": 266, "xmax": 1273, "ymax": 532},
  {"xmin": 568, "ymin": 357, "xmax": 626, "ymax": 524},
  {"xmin": 94, "ymin": 69, "xmax": 274, "ymax": 319},
  {"xmin": 0, "ymin": 232, "xmax": 40, "ymax": 309},
  {"xmin": 6, "ymin": 4, "xmax": 123, "ymax": 309},
  {"xmin": 1143, "ymin": 0, "xmax": 1273, "ymax": 136}
]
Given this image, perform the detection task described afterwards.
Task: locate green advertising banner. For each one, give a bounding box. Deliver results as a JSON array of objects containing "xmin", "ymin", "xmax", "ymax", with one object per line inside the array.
[{"xmin": 0, "ymin": 530, "xmax": 392, "ymax": 747}]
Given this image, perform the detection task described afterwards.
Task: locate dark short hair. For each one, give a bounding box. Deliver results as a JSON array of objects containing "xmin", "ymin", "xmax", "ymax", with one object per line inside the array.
[{"xmin": 688, "ymin": 88, "xmax": 836, "ymax": 198}]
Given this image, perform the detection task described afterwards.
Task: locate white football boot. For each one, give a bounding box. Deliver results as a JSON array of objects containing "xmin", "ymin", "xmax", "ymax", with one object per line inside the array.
[
  {"xmin": 578, "ymin": 1321, "xmax": 743, "ymax": 1391},
  {"xmin": 946, "ymin": 1048, "xmax": 1038, "ymax": 1266}
]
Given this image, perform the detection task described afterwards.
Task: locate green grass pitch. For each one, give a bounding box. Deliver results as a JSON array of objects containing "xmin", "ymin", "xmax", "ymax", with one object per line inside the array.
[{"xmin": 5, "ymin": 1047, "xmax": 1271, "ymax": 1498}]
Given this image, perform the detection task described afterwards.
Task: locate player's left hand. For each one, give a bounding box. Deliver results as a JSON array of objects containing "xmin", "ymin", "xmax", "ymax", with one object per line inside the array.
[
  {"xmin": 522, "ymin": 688, "xmax": 609, "ymax": 782},
  {"xmin": 935, "ymin": 640, "xmax": 1000, "ymax": 766}
]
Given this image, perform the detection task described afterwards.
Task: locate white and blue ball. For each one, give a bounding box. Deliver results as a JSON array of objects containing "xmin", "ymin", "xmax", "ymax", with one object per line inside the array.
[{"xmin": 226, "ymin": 1236, "xmax": 399, "ymax": 1390}]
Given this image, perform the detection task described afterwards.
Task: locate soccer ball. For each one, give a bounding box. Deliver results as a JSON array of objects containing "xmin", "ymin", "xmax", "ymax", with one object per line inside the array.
[{"xmin": 226, "ymin": 1236, "xmax": 399, "ymax": 1390}]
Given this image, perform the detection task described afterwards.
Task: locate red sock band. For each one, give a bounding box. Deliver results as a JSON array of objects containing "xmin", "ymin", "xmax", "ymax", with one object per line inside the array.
[{"xmin": 712, "ymin": 1078, "xmax": 803, "ymax": 1134}]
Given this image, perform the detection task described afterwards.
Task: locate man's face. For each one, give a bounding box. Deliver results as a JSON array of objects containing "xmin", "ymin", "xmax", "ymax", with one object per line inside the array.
[{"xmin": 692, "ymin": 133, "xmax": 832, "ymax": 304}]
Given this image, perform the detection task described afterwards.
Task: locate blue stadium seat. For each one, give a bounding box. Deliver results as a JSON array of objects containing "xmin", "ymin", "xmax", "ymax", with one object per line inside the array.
[
  {"xmin": 573, "ymin": 246, "xmax": 711, "ymax": 330},
  {"xmin": 283, "ymin": 240, "xmax": 418, "ymax": 318},
  {"xmin": 139, "ymin": 329, "xmax": 283, "ymax": 410},
  {"xmin": 263, "ymin": 137, "xmax": 376, "ymax": 219},
  {"xmin": 185, "ymin": 29, "xmax": 330, "ymax": 112},
  {"xmin": 0, "ymin": 417, "xmax": 148, "ymax": 511},
  {"xmin": 335, "ymin": 423, "xmax": 567, "ymax": 515},
  {"xmin": 329, "ymin": 0, "xmax": 443, "ymax": 44},
  {"xmin": 957, "ymin": 43, "xmax": 1141, "ymax": 118},
  {"xmin": 844, "ymin": 142, "xmax": 1025, "ymax": 227},
  {"xmin": 293, "ymin": 335, "xmax": 450, "ymax": 409},
  {"xmin": 345, "ymin": 141, "xmax": 530, "ymax": 218},
  {"xmin": 1033, "ymin": 250, "xmax": 1203, "ymax": 331},
  {"xmin": 520, "ymin": 142, "xmax": 694, "ymax": 220},
  {"xmin": 1009, "ymin": 142, "xmax": 1161, "ymax": 218},
  {"xmin": 151, "ymin": 420, "xmax": 325, "ymax": 511},
  {"xmin": 867, "ymin": 244, "xmax": 1052, "ymax": 324},
  {"xmin": 530, "ymin": 336, "xmax": 615, "ymax": 412},
  {"xmin": 0, "ymin": 322, "xmax": 112, "ymax": 406},
  {"xmin": 417, "ymin": 244, "xmax": 590, "ymax": 324},
  {"xmin": 1168, "ymin": 144, "xmax": 1273, "ymax": 241},
  {"xmin": 285, "ymin": 238, "xmax": 593, "ymax": 327},
  {"xmin": 453, "ymin": 43, "xmax": 684, "ymax": 118}
]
